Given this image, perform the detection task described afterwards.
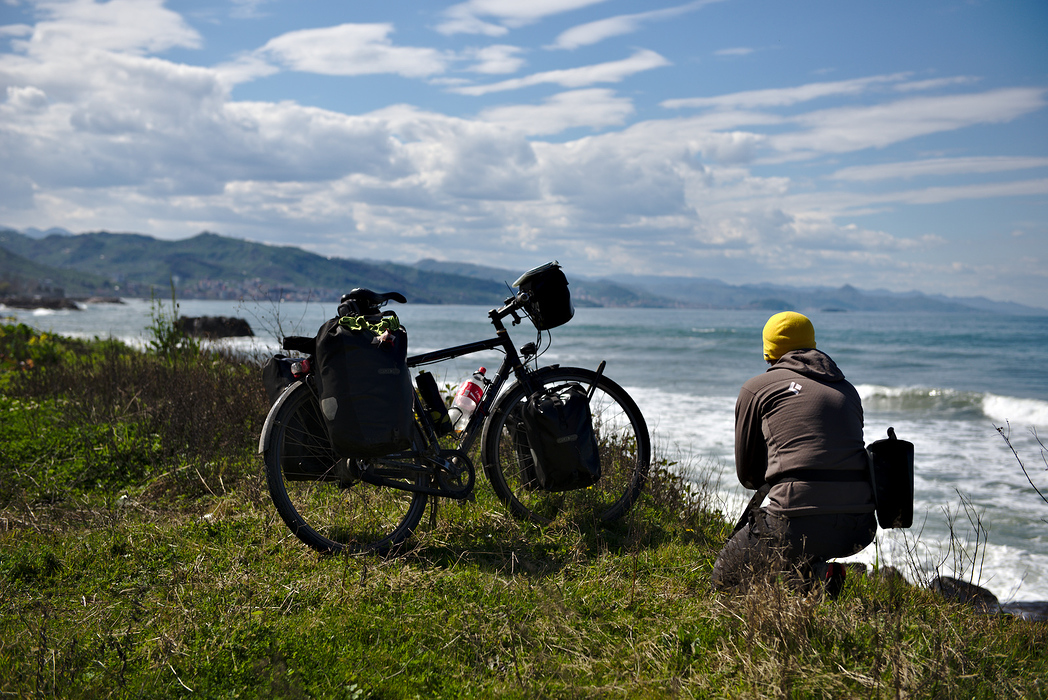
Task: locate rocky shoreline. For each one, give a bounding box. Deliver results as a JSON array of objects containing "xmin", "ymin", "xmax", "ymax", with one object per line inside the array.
[
  {"xmin": 0, "ymin": 296, "xmax": 124, "ymax": 310},
  {"xmin": 929, "ymin": 575, "xmax": 1048, "ymax": 621}
]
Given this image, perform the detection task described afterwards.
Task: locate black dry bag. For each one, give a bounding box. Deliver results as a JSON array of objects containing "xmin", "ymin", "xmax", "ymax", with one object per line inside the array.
[
  {"xmin": 262, "ymin": 355, "xmax": 299, "ymax": 405},
  {"xmin": 867, "ymin": 427, "xmax": 914, "ymax": 529},
  {"xmin": 415, "ymin": 370, "xmax": 453, "ymax": 436},
  {"xmin": 521, "ymin": 383, "xmax": 601, "ymax": 492},
  {"xmin": 314, "ymin": 314, "xmax": 413, "ymax": 459}
]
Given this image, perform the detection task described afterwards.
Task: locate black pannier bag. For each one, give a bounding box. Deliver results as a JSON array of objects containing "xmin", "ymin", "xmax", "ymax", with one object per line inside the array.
[
  {"xmin": 866, "ymin": 427, "xmax": 914, "ymax": 529},
  {"xmin": 504, "ymin": 403, "xmax": 539, "ymax": 490},
  {"xmin": 314, "ymin": 313, "xmax": 413, "ymax": 459},
  {"xmin": 521, "ymin": 383, "xmax": 601, "ymax": 492},
  {"xmin": 279, "ymin": 390, "xmax": 338, "ymax": 482},
  {"xmin": 513, "ymin": 261, "xmax": 574, "ymax": 331}
]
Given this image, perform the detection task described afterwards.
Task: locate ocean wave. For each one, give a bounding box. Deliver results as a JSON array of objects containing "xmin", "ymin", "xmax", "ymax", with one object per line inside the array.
[
  {"xmin": 857, "ymin": 384, "xmax": 1048, "ymax": 427},
  {"xmin": 982, "ymin": 394, "xmax": 1048, "ymax": 428}
]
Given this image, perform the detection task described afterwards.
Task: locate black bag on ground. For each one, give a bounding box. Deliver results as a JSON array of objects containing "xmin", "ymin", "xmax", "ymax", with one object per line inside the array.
[
  {"xmin": 521, "ymin": 383, "xmax": 601, "ymax": 492},
  {"xmin": 867, "ymin": 427, "xmax": 914, "ymax": 529},
  {"xmin": 314, "ymin": 313, "xmax": 413, "ymax": 459}
]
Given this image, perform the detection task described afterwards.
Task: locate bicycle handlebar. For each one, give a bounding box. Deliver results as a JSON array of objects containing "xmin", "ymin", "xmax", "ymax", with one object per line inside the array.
[{"xmin": 492, "ymin": 291, "xmax": 530, "ymax": 326}]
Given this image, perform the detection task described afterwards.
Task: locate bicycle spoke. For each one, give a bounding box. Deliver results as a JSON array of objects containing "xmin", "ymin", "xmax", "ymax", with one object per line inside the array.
[{"xmin": 263, "ymin": 382, "xmax": 427, "ymax": 554}]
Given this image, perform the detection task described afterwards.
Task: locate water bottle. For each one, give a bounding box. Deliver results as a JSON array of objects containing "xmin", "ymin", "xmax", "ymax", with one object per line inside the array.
[{"xmin": 448, "ymin": 367, "xmax": 486, "ymax": 432}]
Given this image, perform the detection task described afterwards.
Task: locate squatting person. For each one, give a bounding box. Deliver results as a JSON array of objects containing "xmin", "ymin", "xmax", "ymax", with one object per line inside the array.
[{"xmin": 712, "ymin": 311, "xmax": 877, "ymax": 592}]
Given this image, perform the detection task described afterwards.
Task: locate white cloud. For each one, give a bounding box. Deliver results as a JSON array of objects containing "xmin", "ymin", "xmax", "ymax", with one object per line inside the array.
[
  {"xmin": 230, "ymin": 0, "xmax": 276, "ymax": 20},
  {"xmin": 15, "ymin": 0, "xmax": 201, "ymax": 56},
  {"xmin": 478, "ymin": 88, "xmax": 634, "ymax": 135},
  {"xmin": 452, "ymin": 49, "xmax": 670, "ymax": 96},
  {"xmin": 548, "ymin": 16, "xmax": 640, "ymax": 50},
  {"xmin": 0, "ymin": 24, "xmax": 33, "ymax": 38},
  {"xmin": 831, "ymin": 156, "xmax": 1048, "ymax": 181},
  {"xmin": 5, "ymin": 84, "xmax": 47, "ymax": 111},
  {"xmin": 889, "ymin": 178, "xmax": 1048, "ymax": 206},
  {"xmin": 771, "ymin": 88, "xmax": 1048, "ymax": 156},
  {"xmin": 894, "ymin": 76, "xmax": 979, "ymax": 92},
  {"xmin": 259, "ymin": 24, "xmax": 448, "ymax": 78},
  {"xmin": 714, "ymin": 47, "xmax": 755, "ymax": 57},
  {"xmin": 212, "ymin": 53, "xmax": 280, "ymax": 87},
  {"xmin": 549, "ymin": 0, "xmax": 723, "ymax": 50},
  {"xmin": 463, "ymin": 44, "xmax": 526, "ymax": 74},
  {"xmin": 662, "ymin": 73, "xmax": 912, "ymax": 110},
  {"xmin": 436, "ymin": 0, "xmax": 610, "ymax": 35}
]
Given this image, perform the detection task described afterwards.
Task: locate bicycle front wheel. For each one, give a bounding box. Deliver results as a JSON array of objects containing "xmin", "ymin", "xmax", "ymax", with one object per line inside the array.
[
  {"xmin": 263, "ymin": 380, "xmax": 427, "ymax": 555},
  {"xmin": 480, "ymin": 367, "xmax": 651, "ymax": 525}
]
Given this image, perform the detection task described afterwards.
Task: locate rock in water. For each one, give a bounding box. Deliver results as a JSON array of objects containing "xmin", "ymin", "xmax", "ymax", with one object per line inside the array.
[{"xmin": 176, "ymin": 316, "xmax": 254, "ymax": 339}]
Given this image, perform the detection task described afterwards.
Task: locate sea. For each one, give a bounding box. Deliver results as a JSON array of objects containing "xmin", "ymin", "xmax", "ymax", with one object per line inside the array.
[{"xmin": 5, "ymin": 297, "xmax": 1048, "ymax": 602}]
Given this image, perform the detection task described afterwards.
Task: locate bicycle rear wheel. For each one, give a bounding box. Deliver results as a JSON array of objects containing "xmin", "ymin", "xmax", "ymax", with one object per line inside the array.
[
  {"xmin": 263, "ymin": 380, "xmax": 427, "ymax": 554},
  {"xmin": 480, "ymin": 367, "xmax": 651, "ymax": 525}
]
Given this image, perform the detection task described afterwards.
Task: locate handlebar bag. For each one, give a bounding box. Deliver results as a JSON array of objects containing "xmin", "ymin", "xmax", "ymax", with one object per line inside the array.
[
  {"xmin": 521, "ymin": 383, "xmax": 601, "ymax": 492},
  {"xmin": 314, "ymin": 313, "xmax": 413, "ymax": 459},
  {"xmin": 866, "ymin": 428, "xmax": 914, "ymax": 529},
  {"xmin": 514, "ymin": 261, "xmax": 574, "ymax": 331}
]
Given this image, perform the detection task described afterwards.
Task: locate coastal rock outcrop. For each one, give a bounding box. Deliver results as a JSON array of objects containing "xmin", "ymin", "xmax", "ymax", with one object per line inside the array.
[
  {"xmin": 176, "ymin": 316, "xmax": 254, "ymax": 339},
  {"xmin": 0, "ymin": 296, "xmax": 80, "ymax": 310},
  {"xmin": 929, "ymin": 575, "xmax": 1048, "ymax": 621}
]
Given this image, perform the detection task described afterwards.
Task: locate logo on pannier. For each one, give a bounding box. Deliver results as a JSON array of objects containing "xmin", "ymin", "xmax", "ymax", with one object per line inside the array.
[{"xmin": 556, "ymin": 435, "xmax": 578, "ymax": 444}]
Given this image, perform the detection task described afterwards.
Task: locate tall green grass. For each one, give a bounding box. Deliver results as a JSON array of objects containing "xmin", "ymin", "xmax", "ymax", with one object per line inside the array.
[{"xmin": 1, "ymin": 320, "xmax": 1045, "ymax": 699}]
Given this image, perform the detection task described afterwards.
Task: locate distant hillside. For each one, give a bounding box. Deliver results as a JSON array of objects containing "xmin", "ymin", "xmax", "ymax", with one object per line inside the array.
[
  {"xmin": 2, "ymin": 228, "xmax": 1044, "ymax": 313},
  {"xmin": 413, "ymin": 259, "xmax": 675, "ymax": 308},
  {"xmin": 0, "ymin": 244, "xmax": 114, "ymax": 297},
  {"xmin": 416, "ymin": 260, "xmax": 1048, "ymax": 315},
  {"xmin": 615, "ymin": 274, "xmax": 1048, "ymax": 315},
  {"xmin": 0, "ymin": 229, "xmax": 506, "ymax": 305}
]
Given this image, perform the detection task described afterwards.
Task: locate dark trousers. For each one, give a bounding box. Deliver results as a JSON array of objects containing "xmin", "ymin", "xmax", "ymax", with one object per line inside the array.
[{"xmin": 712, "ymin": 509, "xmax": 877, "ymax": 592}]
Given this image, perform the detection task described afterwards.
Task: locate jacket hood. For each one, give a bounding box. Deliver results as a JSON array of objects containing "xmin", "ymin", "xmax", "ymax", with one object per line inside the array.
[{"xmin": 768, "ymin": 348, "xmax": 845, "ymax": 382}]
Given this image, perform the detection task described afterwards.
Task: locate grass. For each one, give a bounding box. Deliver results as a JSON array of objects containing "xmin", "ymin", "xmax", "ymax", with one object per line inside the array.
[{"xmin": 1, "ymin": 320, "xmax": 1046, "ymax": 699}]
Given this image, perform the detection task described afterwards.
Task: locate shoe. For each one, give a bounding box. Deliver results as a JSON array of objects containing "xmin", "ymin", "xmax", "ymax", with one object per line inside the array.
[{"xmin": 823, "ymin": 562, "xmax": 846, "ymax": 598}]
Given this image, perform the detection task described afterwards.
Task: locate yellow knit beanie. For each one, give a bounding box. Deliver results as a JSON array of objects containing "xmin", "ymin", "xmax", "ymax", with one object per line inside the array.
[{"xmin": 762, "ymin": 312, "xmax": 816, "ymax": 362}]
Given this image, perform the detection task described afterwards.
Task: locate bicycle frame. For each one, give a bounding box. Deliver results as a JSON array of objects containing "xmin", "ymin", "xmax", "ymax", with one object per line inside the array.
[{"xmin": 407, "ymin": 296, "xmax": 540, "ymax": 456}]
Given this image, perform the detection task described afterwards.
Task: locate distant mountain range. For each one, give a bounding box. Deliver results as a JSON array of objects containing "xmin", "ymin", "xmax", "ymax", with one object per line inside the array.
[{"xmin": 1, "ymin": 227, "xmax": 1044, "ymax": 315}]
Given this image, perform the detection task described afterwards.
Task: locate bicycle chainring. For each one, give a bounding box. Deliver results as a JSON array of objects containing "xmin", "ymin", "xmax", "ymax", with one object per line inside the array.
[{"xmin": 434, "ymin": 450, "xmax": 475, "ymax": 499}]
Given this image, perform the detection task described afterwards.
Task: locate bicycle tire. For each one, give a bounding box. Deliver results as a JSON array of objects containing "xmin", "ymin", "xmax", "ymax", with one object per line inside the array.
[
  {"xmin": 263, "ymin": 380, "xmax": 427, "ymax": 555},
  {"xmin": 480, "ymin": 366, "xmax": 651, "ymax": 525}
]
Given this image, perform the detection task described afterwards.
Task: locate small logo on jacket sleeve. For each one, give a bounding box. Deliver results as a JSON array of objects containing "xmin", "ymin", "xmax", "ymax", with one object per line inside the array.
[{"xmin": 788, "ymin": 381, "xmax": 802, "ymax": 395}]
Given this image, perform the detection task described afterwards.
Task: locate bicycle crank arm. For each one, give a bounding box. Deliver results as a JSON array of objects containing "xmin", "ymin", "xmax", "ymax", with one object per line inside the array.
[{"xmin": 356, "ymin": 452, "xmax": 476, "ymax": 500}]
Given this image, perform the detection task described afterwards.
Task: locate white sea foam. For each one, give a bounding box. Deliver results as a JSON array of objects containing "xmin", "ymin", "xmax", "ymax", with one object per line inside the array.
[{"xmin": 982, "ymin": 393, "xmax": 1048, "ymax": 428}]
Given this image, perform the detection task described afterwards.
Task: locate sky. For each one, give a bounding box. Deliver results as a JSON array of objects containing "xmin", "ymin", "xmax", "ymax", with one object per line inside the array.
[{"xmin": 1, "ymin": 1, "xmax": 1046, "ymax": 307}]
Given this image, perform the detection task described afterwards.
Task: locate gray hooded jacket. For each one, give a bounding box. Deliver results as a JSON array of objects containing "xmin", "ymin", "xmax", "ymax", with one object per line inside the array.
[{"xmin": 735, "ymin": 348, "xmax": 875, "ymax": 516}]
